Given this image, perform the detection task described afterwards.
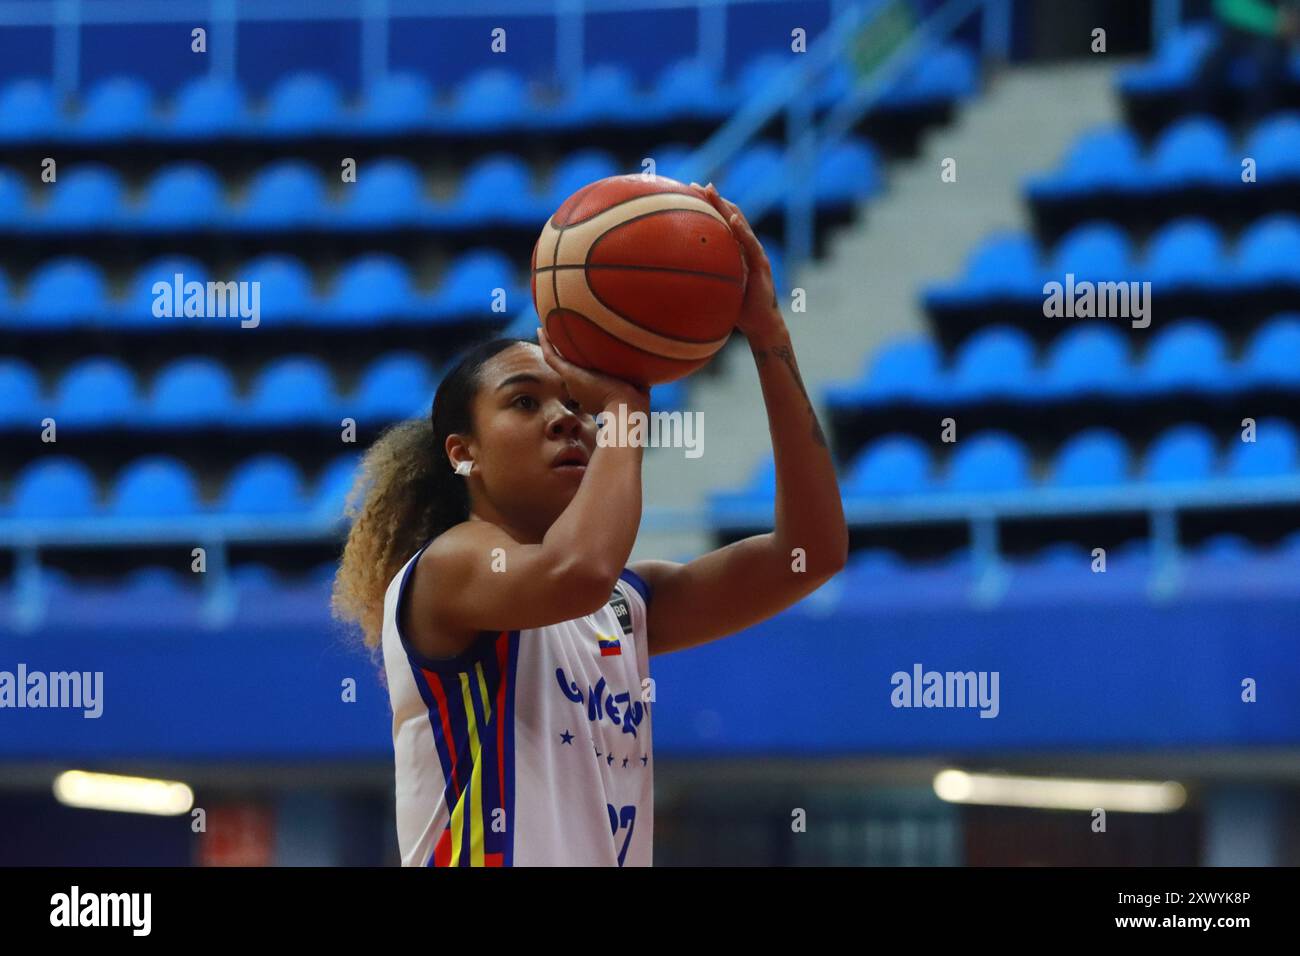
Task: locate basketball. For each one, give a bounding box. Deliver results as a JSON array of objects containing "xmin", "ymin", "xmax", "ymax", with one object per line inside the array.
[{"xmin": 530, "ymin": 174, "xmax": 747, "ymax": 387}]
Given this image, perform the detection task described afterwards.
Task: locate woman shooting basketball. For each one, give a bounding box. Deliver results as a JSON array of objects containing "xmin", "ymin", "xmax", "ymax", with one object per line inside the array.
[{"xmin": 332, "ymin": 183, "xmax": 848, "ymax": 866}]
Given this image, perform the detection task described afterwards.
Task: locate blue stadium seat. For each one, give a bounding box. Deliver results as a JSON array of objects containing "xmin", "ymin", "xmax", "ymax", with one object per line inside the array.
[
  {"xmin": 221, "ymin": 455, "xmax": 307, "ymax": 514},
  {"xmin": 236, "ymin": 254, "xmax": 314, "ymax": 324},
  {"xmin": 1237, "ymin": 215, "xmax": 1300, "ymax": 285},
  {"xmin": 0, "ymin": 165, "xmax": 27, "ymax": 223},
  {"xmin": 119, "ymin": 255, "xmax": 211, "ymax": 327},
  {"xmin": 1141, "ymin": 319, "xmax": 1231, "ymax": 392},
  {"xmin": 1142, "ymin": 423, "xmax": 1218, "ymax": 483},
  {"xmin": 1049, "ymin": 428, "xmax": 1130, "ymax": 487},
  {"xmin": 22, "ymin": 258, "xmax": 108, "ymax": 327},
  {"xmin": 1150, "ymin": 115, "xmax": 1236, "ymax": 187},
  {"xmin": 11, "ymin": 457, "xmax": 98, "ymax": 519},
  {"xmin": 1049, "ymin": 221, "xmax": 1133, "ymax": 282},
  {"xmin": 0, "ymin": 357, "xmax": 42, "ymax": 426},
  {"xmin": 0, "ymin": 78, "xmax": 62, "ymax": 142},
  {"xmin": 946, "ymin": 431, "xmax": 1030, "ymax": 493},
  {"xmin": 559, "ymin": 64, "xmax": 645, "ymax": 125},
  {"xmin": 890, "ymin": 45, "xmax": 978, "ymax": 105},
  {"xmin": 355, "ymin": 73, "xmax": 434, "ymax": 132},
  {"xmin": 841, "ymin": 337, "xmax": 942, "ymax": 403},
  {"xmin": 1245, "ymin": 112, "xmax": 1300, "ymax": 180},
  {"xmin": 450, "ymin": 153, "xmax": 538, "ymax": 225},
  {"xmin": 1243, "ymin": 314, "xmax": 1300, "ymax": 385},
  {"xmin": 844, "ymin": 435, "xmax": 932, "ymax": 496},
  {"xmin": 55, "ymin": 357, "xmax": 139, "ymax": 425},
  {"xmin": 337, "ymin": 158, "xmax": 425, "ymax": 227},
  {"xmin": 76, "ymin": 76, "xmax": 155, "ymax": 139},
  {"xmin": 325, "ymin": 254, "xmax": 416, "ymax": 324},
  {"xmin": 110, "ymin": 456, "xmax": 202, "ymax": 517},
  {"xmin": 1147, "ymin": 218, "xmax": 1228, "ymax": 290},
  {"xmin": 547, "ymin": 149, "xmax": 621, "ymax": 207},
  {"xmin": 167, "ymin": 75, "xmax": 247, "ymax": 137},
  {"xmin": 246, "ymin": 356, "xmax": 338, "ymax": 424},
  {"xmin": 815, "ymin": 138, "xmax": 881, "ymax": 204},
  {"xmin": 719, "ymin": 142, "xmax": 786, "ymax": 209},
  {"xmin": 1042, "ymin": 324, "xmax": 1132, "ymax": 397},
  {"xmin": 652, "ymin": 59, "xmax": 724, "ymax": 121},
  {"xmin": 353, "ymin": 352, "xmax": 436, "ymax": 419},
  {"xmin": 435, "ymin": 248, "xmax": 517, "ymax": 319},
  {"xmin": 137, "ymin": 163, "xmax": 224, "ymax": 228},
  {"xmin": 1118, "ymin": 23, "xmax": 1217, "ymax": 95},
  {"xmin": 41, "ymin": 164, "xmax": 125, "ymax": 227},
  {"xmin": 1195, "ymin": 533, "xmax": 1255, "ymax": 562},
  {"xmin": 736, "ymin": 53, "xmax": 790, "ymax": 107},
  {"xmin": 313, "ymin": 454, "xmax": 362, "ymax": 517},
  {"xmin": 709, "ymin": 456, "xmax": 777, "ymax": 524},
  {"xmin": 1224, "ymin": 418, "xmax": 1299, "ymax": 478},
  {"xmin": 815, "ymin": 59, "xmax": 854, "ymax": 109},
  {"xmin": 950, "ymin": 326, "xmax": 1037, "ymax": 399},
  {"xmin": 237, "ymin": 161, "xmax": 327, "ymax": 228},
  {"xmin": 1029, "ymin": 126, "xmax": 1144, "ymax": 197},
  {"xmin": 449, "ymin": 69, "xmax": 530, "ymax": 131},
  {"xmin": 150, "ymin": 357, "xmax": 238, "ymax": 425},
  {"xmin": 931, "ymin": 231, "xmax": 1040, "ymax": 302},
  {"xmin": 263, "ymin": 72, "xmax": 342, "ymax": 135},
  {"xmin": 231, "ymin": 562, "xmax": 283, "ymax": 596}
]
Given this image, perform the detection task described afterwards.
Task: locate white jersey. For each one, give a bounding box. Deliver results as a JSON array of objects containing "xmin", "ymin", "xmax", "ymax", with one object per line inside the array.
[{"xmin": 380, "ymin": 539, "xmax": 654, "ymax": 867}]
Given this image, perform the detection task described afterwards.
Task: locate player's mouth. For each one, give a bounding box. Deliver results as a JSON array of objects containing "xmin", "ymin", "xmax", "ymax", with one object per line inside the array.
[{"xmin": 551, "ymin": 445, "xmax": 589, "ymax": 476}]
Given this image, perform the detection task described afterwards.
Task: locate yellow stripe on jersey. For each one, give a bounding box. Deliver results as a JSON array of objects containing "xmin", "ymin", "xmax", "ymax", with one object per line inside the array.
[{"xmin": 459, "ymin": 668, "xmax": 486, "ymax": 867}]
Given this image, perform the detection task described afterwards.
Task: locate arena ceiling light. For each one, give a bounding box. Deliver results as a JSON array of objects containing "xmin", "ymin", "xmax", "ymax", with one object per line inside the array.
[
  {"xmin": 53, "ymin": 770, "xmax": 194, "ymax": 816},
  {"xmin": 933, "ymin": 769, "xmax": 1187, "ymax": 813}
]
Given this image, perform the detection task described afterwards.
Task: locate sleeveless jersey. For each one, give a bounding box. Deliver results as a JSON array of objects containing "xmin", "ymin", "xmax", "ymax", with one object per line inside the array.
[{"xmin": 380, "ymin": 539, "xmax": 654, "ymax": 866}]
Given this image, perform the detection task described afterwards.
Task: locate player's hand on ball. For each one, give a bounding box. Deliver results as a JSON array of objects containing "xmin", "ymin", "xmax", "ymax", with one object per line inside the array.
[
  {"xmin": 536, "ymin": 326, "xmax": 649, "ymax": 414},
  {"xmin": 690, "ymin": 182, "xmax": 782, "ymax": 337}
]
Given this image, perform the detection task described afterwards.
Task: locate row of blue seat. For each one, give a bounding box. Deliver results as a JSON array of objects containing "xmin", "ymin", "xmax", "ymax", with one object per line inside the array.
[
  {"xmin": 1, "ymin": 454, "xmax": 359, "ymax": 520},
  {"xmin": 0, "ymin": 141, "xmax": 880, "ymax": 232},
  {"xmin": 0, "ymin": 252, "xmax": 514, "ymax": 328},
  {"xmin": 1029, "ymin": 113, "xmax": 1300, "ymax": 197},
  {"xmin": 928, "ymin": 216, "xmax": 1300, "ymax": 306},
  {"xmin": 0, "ymin": 246, "xmax": 788, "ymax": 328},
  {"xmin": 0, "ymin": 350, "xmax": 689, "ymax": 427},
  {"xmin": 0, "ymin": 51, "xmax": 977, "ymax": 142},
  {"xmin": 1119, "ymin": 22, "xmax": 1300, "ymax": 96},
  {"xmin": 827, "ymin": 316, "xmax": 1300, "ymax": 405},
  {"xmin": 718, "ymin": 419, "xmax": 1299, "ymax": 504},
  {"xmin": 0, "ymin": 352, "xmax": 438, "ymax": 426}
]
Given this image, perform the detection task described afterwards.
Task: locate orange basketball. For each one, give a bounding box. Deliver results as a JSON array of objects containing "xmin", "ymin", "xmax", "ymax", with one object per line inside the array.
[{"xmin": 531, "ymin": 174, "xmax": 746, "ymax": 387}]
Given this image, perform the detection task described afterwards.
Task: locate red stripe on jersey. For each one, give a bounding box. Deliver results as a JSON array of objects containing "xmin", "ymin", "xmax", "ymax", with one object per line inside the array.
[{"xmin": 423, "ymin": 671, "xmax": 463, "ymax": 799}]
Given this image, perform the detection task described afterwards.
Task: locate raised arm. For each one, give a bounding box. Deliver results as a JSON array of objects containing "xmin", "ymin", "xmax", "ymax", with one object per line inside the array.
[{"xmin": 633, "ymin": 183, "xmax": 849, "ymax": 656}]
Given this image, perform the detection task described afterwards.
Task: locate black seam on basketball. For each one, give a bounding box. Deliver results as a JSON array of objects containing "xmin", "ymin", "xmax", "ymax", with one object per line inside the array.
[{"xmin": 568, "ymin": 308, "xmax": 714, "ymax": 364}]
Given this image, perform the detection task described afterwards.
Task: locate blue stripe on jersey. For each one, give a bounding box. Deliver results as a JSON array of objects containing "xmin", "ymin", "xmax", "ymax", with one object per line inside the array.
[
  {"xmin": 619, "ymin": 567, "xmax": 653, "ymax": 606},
  {"xmin": 503, "ymin": 630, "xmax": 519, "ymax": 867}
]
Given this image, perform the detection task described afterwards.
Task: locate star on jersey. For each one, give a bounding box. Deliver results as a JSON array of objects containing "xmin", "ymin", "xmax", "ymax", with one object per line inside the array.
[
  {"xmin": 641, "ymin": 755, "xmax": 648, "ymax": 766},
  {"xmin": 559, "ymin": 730, "xmax": 574, "ymax": 745}
]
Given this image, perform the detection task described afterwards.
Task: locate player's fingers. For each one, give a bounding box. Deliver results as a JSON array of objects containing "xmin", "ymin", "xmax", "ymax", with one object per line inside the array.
[{"xmin": 728, "ymin": 212, "xmax": 767, "ymax": 264}]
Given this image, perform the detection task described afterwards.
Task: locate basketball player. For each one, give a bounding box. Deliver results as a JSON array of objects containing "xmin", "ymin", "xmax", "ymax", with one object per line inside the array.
[{"xmin": 332, "ymin": 183, "xmax": 848, "ymax": 866}]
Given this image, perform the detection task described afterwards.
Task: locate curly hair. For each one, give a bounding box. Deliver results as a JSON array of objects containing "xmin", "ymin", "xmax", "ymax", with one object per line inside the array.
[{"xmin": 330, "ymin": 335, "xmax": 531, "ymax": 650}]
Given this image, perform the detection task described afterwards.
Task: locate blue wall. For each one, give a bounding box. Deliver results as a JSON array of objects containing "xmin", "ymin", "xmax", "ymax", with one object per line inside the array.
[{"xmin": 3, "ymin": 591, "xmax": 1296, "ymax": 761}]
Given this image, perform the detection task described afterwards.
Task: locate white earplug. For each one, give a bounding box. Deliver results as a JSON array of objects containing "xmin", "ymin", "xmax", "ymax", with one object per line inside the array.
[{"xmin": 454, "ymin": 460, "xmax": 473, "ymax": 476}]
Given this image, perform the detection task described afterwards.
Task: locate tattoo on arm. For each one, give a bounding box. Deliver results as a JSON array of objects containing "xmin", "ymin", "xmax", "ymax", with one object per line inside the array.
[{"xmin": 770, "ymin": 342, "xmax": 828, "ymax": 448}]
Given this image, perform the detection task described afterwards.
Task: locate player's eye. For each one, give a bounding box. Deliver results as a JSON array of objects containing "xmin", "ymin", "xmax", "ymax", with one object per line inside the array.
[
  {"xmin": 512, "ymin": 394, "xmax": 538, "ymax": 410},
  {"xmin": 564, "ymin": 398, "xmax": 583, "ymax": 413}
]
